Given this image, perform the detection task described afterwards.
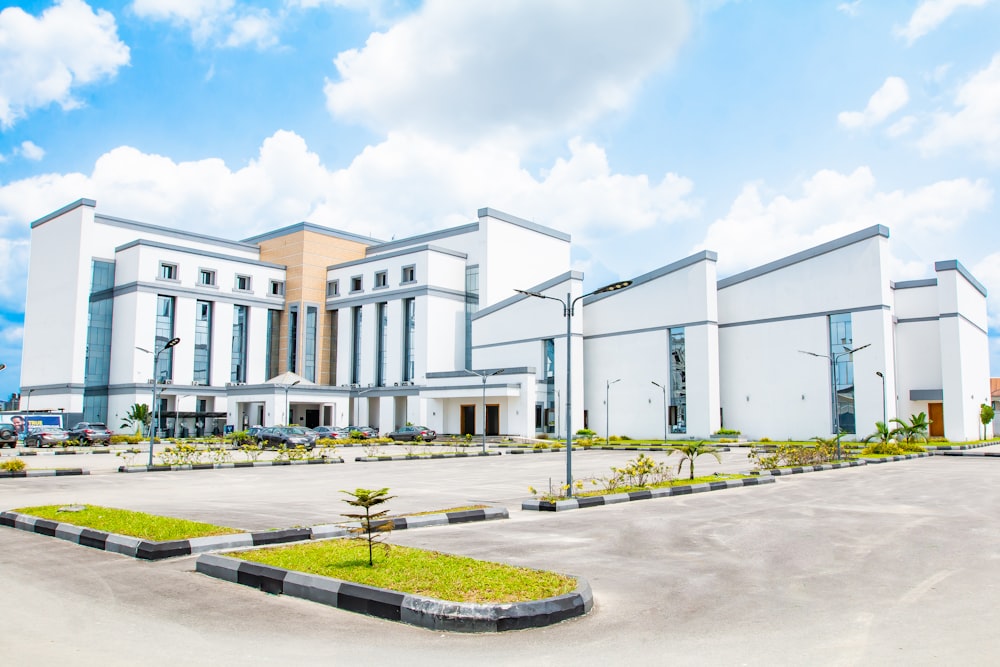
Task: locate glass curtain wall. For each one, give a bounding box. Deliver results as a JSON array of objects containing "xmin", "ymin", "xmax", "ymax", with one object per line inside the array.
[
  {"xmin": 265, "ymin": 310, "xmax": 281, "ymax": 380},
  {"xmin": 402, "ymin": 299, "xmax": 415, "ymax": 382},
  {"xmin": 155, "ymin": 295, "xmax": 176, "ymax": 381},
  {"xmin": 287, "ymin": 306, "xmax": 298, "ymax": 375},
  {"xmin": 464, "ymin": 266, "xmax": 479, "ymax": 369},
  {"xmin": 375, "ymin": 302, "xmax": 387, "ymax": 386},
  {"xmin": 193, "ymin": 300, "xmax": 212, "ymax": 385},
  {"xmin": 669, "ymin": 327, "xmax": 686, "ymax": 433},
  {"xmin": 231, "ymin": 304, "xmax": 248, "ymax": 382},
  {"xmin": 304, "ymin": 306, "xmax": 317, "ymax": 382},
  {"xmin": 351, "ymin": 306, "xmax": 362, "ymax": 384},
  {"xmin": 83, "ymin": 260, "xmax": 115, "ymax": 422},
  {"xmin": 544, "ymin": 338, "xmax": 555, "ymax": 434},
  {"xmin": 328, "ymin": 309, "xmax": 339, "ymax": 384},
  {"xmin": 829, "ymin": 313, "xmax": 856, "ymax": 434}
]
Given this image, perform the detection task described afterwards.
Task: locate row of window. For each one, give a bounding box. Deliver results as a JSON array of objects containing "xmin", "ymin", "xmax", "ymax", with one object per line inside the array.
[
  {"xmin": 159, "ymin": 261, "xmax": 285, "ymax": 297},
  {"xmin": 327, "ymin": 265, "xmax": 417, "ymax": 298}
]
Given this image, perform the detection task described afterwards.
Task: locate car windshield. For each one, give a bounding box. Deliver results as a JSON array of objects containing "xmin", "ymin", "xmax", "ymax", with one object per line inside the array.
[
  {"xmin": 282, "ymin": 427, "xmax": 306, "ymax": 434},
  {"xmin": 90, "ymin": 424, "xmax": 108, "ymax": 430}
]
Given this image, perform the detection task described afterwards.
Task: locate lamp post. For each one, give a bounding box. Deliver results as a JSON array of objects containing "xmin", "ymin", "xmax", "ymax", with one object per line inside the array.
[
  {"xmin": 875, "ymin": 371, "xmax": 887, "ymax": 427},
  {"xmin": 605, "ymin": 378, "xmax": 621, "ymax": 444},
  {"xmin": 283, "ymin": 380, "xmax": 301, "ymax": 426},
  {"xmin": 25, "ymin": 388, "xmax": 34, "ymax": 412},
  {"xmin": 352, "ymin": 385, "xmax": 375, "ymax": 429},
  {"xmin": 173, "ymin": 394, "xmax": 193, "ymax": 437},
  {"xmin": 138, "ymin": 337, "xmax": 180, "ymax": 466},
  {"xmin": 651, "ymin": 380, "xmax": 668, "ymax": 443},
  {"xmin": 515, "ymin": 279, "xmax": 633, "ymax": 497},
  {"xmin": 800, "ymin": 343, "xmax": 870, "ymax": 460},
  {"xmin": 465, "ymin": 368, "xmax": 504, "ymax": 453}
]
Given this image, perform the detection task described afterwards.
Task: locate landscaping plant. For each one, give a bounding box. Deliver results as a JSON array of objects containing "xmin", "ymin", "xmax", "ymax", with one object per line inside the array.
[
  {"xmin": 981, "ymin": 403, "xmax": 995, "ymax": 441},
  {"xmin": 667, "ymin": 441, "xmax": 722, "ymax": 480},
  {"xmin": 341, "ymin": 487, "xmax": 395, "ymax": 566},
  {"xmin": 120, "ymin": 403, "xmax": 151, "ymax": 436}
]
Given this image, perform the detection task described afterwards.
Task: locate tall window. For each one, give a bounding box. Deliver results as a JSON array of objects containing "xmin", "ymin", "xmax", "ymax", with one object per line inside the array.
[
  {"xmin": 329, "ymin": 309, "xmax": 339, "ymax": 384},
  {"xmin": 543, "ymin": 338, "xmax": 555, "ymax": 433},
  {"xmin": 829, "ymin": 313, "xmax": 856, "ymax": 434},
  {"xmin": 351, "ymin": 306, "xmax": 362, "ymax": 384},
  {"xmin": 375, "ymin": 302, "xmax": 387, "ymax": 386},
  {"xmin": 266, "ymin": 310, "xmax": 281, "ymax": 380},
  {"xmin": 231, "ymin": 305, "xmax": 248, "ymax": 382},
  {"xmin": 287, "ymin": 306, "xmax": 299, "ymax": 374},
  {"xmin": 83, "ymin": 260, "xmax": 115, "ymax": 422},
  {"xmin": 465, "ymin": 265, "xmax": 479, "ymax": 369},
  {"xmin": 156, "ymin": 295, "xmax": 176, "ymax": 381},
  {"xmin": 193, "ymin": 300, "xmax": 212, "ymax": 385},
  {"xmin": 669, "ymin": 327, "xmax": 686, "ymax": 434},
  {"xmin": 402, "ymin": 298, "xmax": 415, "ymax": 382},
  {"xmin": 304, "ymin": 306, "xmax": 317, "ymax": 382}
]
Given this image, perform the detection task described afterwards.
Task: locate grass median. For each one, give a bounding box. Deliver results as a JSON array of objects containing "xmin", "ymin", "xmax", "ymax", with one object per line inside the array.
[{"xmin": 12, "ymin": 504, "xmax": 242, "ymax": 541}]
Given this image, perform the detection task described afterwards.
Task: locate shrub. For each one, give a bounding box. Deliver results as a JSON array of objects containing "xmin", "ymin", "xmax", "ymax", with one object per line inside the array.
[
  {"xmin": 1, "ymin": 458, "xmax": 27, "ymax": 472},
  {"xmin": 341, "ymin": 488, "xmax": 395, "ymax": 566},
  {"xmin": 110, "ymin": 434, "xmax": 142, "ymax": 445},
  {"xmin": 608, "ymin": 435, "xmax": 621, "ymax": 442},
  {"xmin": 714, "ymin": 428, "xmax": 741, "ymax": 436},
  {"xmin": 860, "ymin": 441, "xmax": 905, "ymax": 456}
]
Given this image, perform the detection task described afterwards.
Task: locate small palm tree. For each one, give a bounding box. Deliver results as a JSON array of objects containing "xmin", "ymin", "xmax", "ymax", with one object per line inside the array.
[
  {"xmin": 863, "ymin": 421, "xmax": 894, "ymax": 445},
  {"xmin": 121, "ymin": 403, "xmax": 151, "ymax": 436},
  {"xmin": 890, "ymin": 412, "xmax": 930, "ymax": 445},
  {"xmin": 667, "ymin": 441, "xmax": 722, "ymax": 480}
]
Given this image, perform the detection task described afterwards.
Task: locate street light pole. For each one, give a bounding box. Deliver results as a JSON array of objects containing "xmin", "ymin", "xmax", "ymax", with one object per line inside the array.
[
  {"xmin": 140, "ymin": 337, "xmax": 180, "ymax": 466},
  {"xmin": 875, "ymin": 371, "xmax": 887, "ymax": 427},
  {"xmin": 800, "ymin": 343, "xmax": 870, "ymax": 460},
  {"xmin": 605, "ymin": 378, "xmax": 621, "ymax": 444},
  {"xmin": 465, "ymin": 369, "xmax": 504, "ymax": 453},
  {"xmin": 515, "ymin": 279, "xmax": 632, "ymax": 497},
  {"xmin": 284, "ymin": 380, "xmax": 301, "ymax": 426},
  {"xmin": 651, "ymin": 380, "xmax": 667, "ymax": 443}
]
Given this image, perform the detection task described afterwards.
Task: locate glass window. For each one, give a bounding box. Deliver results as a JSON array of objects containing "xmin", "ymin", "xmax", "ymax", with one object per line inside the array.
[
  {"xmin": 231, "ymin": 305, "xmax": 248, "ymax": 382},
  {"xmin": 304, "ymin": 306, "xmax": 317, "ymax": 382},
  {"xmin": 266, "ymin": 310, "xmax": 281, "ymax": 380},
  {"xmin": 351, "ymin": 276, "xmax": 363, "ymax": 292},
  {"xmin": 156, "ymin": 296, "xmax": 176, "ymax": 381},
  {"xmin": 84, "ymin": 260, "xmax": 115, "ymax": 390},
  {"xmin": 402, "ymin": 298, "xmax": 415, "ymax": 382},
  {"xmin": 269, "ymin": 280, "xmax": 284, "ymax": 296},
  {"xmin": 327, "ymin": 280, "xmax": 339, "ymax": 297},
  {"xmin": 401, "ymin": 266, "xmax": 416, "ymax": 283},
  {"xmin": 193, "ymin": 301, "xmax": 212, "ymax": 385},
  {"xmin": 375, "ymin": 271, "xmax": 388, "ymax": 288},
  {"xmin": 465, "ymin": 266, "xmax": 479, "ymax": 369},
  {"xmin": 199, "ymin": 269, "xmax": 216, "ymax": 286},
  {"xmin": 829, "ymin": 313, "xmax": 856, "ymax": 434},
  {"xmin": 329, "ymin": 309, "xmax": 339, "ymax": 384},
  {"xmin": 235, "ymin": 275, "xmax": 251, "ymax": 291},
  {"xmin": 351, "ymin": 306, "xmax": 362, "ymax": 384},
  {"xmin": 287, "ymin": 306, "xmax": 298, "ymax": 374},
  {"xmin": 159, "ymin": 263, "xmax": 177, "ymax": 280},
  {"xmin": 375, "ymin": 302, "xmax": 387, "ymax": 386},
  {"xmin": 669, "ymin": 327, "xmax": 686, "ymax": 434}
]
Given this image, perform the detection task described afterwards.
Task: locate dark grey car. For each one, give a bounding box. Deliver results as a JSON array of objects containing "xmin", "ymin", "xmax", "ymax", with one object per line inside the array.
[{"xmin": 256, "ymin": 426, "xmax": 314, "ymax": 449}]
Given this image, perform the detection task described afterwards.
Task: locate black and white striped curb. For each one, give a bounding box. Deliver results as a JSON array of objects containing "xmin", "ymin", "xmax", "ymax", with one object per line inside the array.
[
  {"xmin": 925, "ymin": 441, "xmax": 998, "ymax": 451},
  {"xmin": 861, "ymin": 453, "xmax": 932, "ymax": 463},
  {"xmin": 522, "ymin": 477, "xmax": 775, "ymax": 512},
  {"xmin": 15, "ymin": 449, "xmax": 113, "ymax": 456},
  {"xmin": 118, "ymin": 458, "xmax": 344, "ymax": 473},
  {"xmin": 503, "ymin": 445, "xmax": 729, "ymax": 453},
  {"xmin": 932, "ymin": 450, "xmax": 1000, "ymax": 458},
  {"xmin": 196, "ymin": 553, "xmax": 591, "ymax": 632},
  {"xmin": 354, "ymin": 452, "xmax": 502, "ymax": 462},
  {"xmin": 751, "ymin": 460, "xmax": 868, "ymax": 476},
  {"xmin": 0, "ymin": 507, "xmax": 509, "ymax": 559},
  {"xmin": 0, "ymin": 468, "xmax": 89, "ymax": 478}
]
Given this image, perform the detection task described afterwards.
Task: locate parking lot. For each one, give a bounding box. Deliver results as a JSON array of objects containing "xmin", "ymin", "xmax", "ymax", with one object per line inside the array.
[{"xmin": 2, "ymin": 446, "xmax": 999, "ymax": 666}]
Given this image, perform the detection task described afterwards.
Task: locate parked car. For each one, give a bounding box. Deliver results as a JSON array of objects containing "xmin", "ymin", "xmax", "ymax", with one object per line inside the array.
[
  {"xmin": 345, "ymin": 426, "xmax": 378, "ymax": 438},
  {"xmin": 0, "ymin": 423, "xmax": 16, "ymax": 448},
  {"xmin": 67, "ymin": 422, "xmax": 113, "ymax": 445},
  {"xmin": 387, "ymin": 425, "xmax": 437, "ymax": 442},
  {"xmin": 246, "ymin": 425, "xmax": 263, "ymax": 439},
  {"xmin": 256, "ymin": 426, "xmax": 314, "ymax": 450},
  {"xmin": 24, "ymin": 426, "xmax": 71, "ymax": 448},
  {"xmin": 312, "ymin": 426, "xmax": 345, "ymax": 440}
]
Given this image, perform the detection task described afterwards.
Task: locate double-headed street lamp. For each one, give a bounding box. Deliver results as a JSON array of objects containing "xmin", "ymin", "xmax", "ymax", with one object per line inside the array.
[
  {"xmin": 465, "ymin": 368, "xmax": 505, "ymax": 453},
  {"xmin": 800, "ymin": 342, "xmax": 870, "ymax": 460},
  {"xmin": 651, "ymin": 380, "xmax": 668, "ymax": 443},
  {"xmin": 605, "ymin": 378, "xmax": 621, "ymax": 445},
  {"xmin": 875, "ymin": 371, "xmax": 887, "ymax": 427},
  {"xmin": 138, "ymin": 337, "xmax": 181, "ymax": 466},
  {"xmin": 515, "ymin": 279, "xmax": 633, "ymax": 497}
]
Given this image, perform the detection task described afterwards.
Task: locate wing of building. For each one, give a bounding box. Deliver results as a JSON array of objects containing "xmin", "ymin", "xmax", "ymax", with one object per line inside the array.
[{"xmin": 21, "ymin": 200, "xmax": 990, "ymax": 442}]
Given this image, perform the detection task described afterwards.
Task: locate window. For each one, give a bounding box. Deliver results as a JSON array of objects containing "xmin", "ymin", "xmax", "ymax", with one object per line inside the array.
[
  {"xmin": 374, "ymin": 271, "xmax": 388, "ymax": 288},
  {"xmin": 269, "ymin": 280, "xmax": 284, "ymax": 296},
  {"xmin": 465, "ymin": 265, "xmax": 479, "ymax": 369},
  {"xmin": 402, "ymin": 298, "xmax": 415, "ymax": 382},
  {"xmin": 375, "ymin": 302, "xmax": 387, "ymax": 386},
  {"xmin": 351, "ymin": 306, "xmax": 362, "ymax": 384},
  {"xmin": 669, "ymin": 328, "xmax": 686, "ymax": 434},
  {"xmin": 327, "ymin": 280, "xmax": 340, "ymax": 297},
  {"xmin": 83, "ymin": 260, "xmax": 115, "ymax": 422},
  {"xmin": 235, "ymin": 275, "xmax": 252, "ymax": 292},
  {"xmin": 350, "ymin": 276, "xmax": 363, "ymax": 293},
  {"xmin": 401, "ymin": 265, "xmax": 416, "ymax": 283},
  {"xmin": 193, "ymin": 301, "xmax": 212, "ymax": 385},
  {"xmin": 231, "ymin": 305, "xmax": 248, "ymax": 382},
  {"xmin": 156, "ymin": 296, "xmax": 176, "ymax": 381},
  {"xmin": 543, "ymin": 339, "xmax": 555, "ymax": 434},
  {"xmin": 304, "ymin": 306, "xmax": 317, "ymax": 382},
  {"xmin": 328, "ymin": 310, "xmax": 339, "ymax": 384},
  {"xmin": 199, "ymin": 269, "xmax": 216, "ymax": 286},
  {"xmin": 829, "ymin": 313, "xmax": 856, "ymax": 434},
  {"xmin": 266, "ymin": 310, "xmax": 281, "ymax": 380},
  {"xmin": 288, "ymin": 306, "xmax": 299, "ymax": 374},
  {"xmin": 159, "ymin": 263, "xmax": 177, "ymax": 280}
]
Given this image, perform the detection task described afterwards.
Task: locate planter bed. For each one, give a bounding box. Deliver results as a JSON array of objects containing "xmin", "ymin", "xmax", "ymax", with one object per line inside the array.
[
  {"xmin": 354, "ymin": 452, "xmax": 502, "ymax": 462},
  {"xmin": 505, "ymin": 445, "xmax": 729, "ymax": 453},
  {"xmin": 118, "ymin": 458, "xmax": 344, "ymax": 473},
  {"xmin": 522, "ymin": 476, "xmax": 775, "ymax": 512},
  {"xmin": 0, "ymin": 468, "xmax": 89, "ymax": 478},
  {"xmin": 0, "ymin": 506, "xmax": 508, "ymax": 560},
  {"xmin": 751, "ymin": 461, "xmax": 868, "ymax": 476},
  {"xmin": 196, "ymin": 552, "xmax": 591, "ymax": 632}
]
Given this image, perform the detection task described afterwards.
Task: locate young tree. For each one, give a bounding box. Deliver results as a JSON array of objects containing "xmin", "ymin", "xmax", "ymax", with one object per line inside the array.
[
  {"xmin": 341, "ymin": 487, "xmax": 395, "ymax": 566},
  {"xmin": 120, "ymin": 403, "xmax": 151, "ymax": 435},
  {"xmin": 980, "ymin": 404, "xmax": 995, "ymax": 441},
  {"xmin": 863, "ymin": 421, "xmax": 894, "ymax": 445},
  {"xmin": 667, "ymin": 441, "xmax": 722, "ymax": 480},
  {"xmin": 890, "ymin": 412, "xmax": 930, "ymax": 446}
]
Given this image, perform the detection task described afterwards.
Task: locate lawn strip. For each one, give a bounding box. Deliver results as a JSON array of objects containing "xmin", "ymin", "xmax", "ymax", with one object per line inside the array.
[{"xmin": 11, "ymin": 504, "xmax": 241, "ymax": 541}]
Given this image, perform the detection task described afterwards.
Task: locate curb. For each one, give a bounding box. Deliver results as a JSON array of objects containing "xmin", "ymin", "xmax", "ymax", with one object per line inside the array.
[
  {"xmin": 0, "ymin": 469, "xmax": 89, "ymax": 478},
  {"xmin": 522, "ymin": 477, "xmax": 775, "ymax": 512},
  {"xmin": 354, "ymin": 452, "xmax": 502, "ymax": 462},
  {"xmin": 195, "ymin": 553, "xmax": 592, "ymax": 632},
  {"xmin": 932, "ymin": 450, "xmax": 1000, "ymax": 458},
  {"xmin": 751, "ymin": 460, "xmax": 868, "ymax": 476},
  {"xmin": 0, "ymin": 507, "xmax": 509, "ymax": 559},
  {"xmin": 118, "ymin": 458, "xmax": 344, "ymax": 473},
  {"xmin": 925, "ymin": 442, "xmax": 998, "ymax": 451},
  {"xmin": 503, "ymin": 445, "xmax": 730, "ymax": 453},
  {"xmin": 16, "ymin": 449, "xmax": 113, "ymax": 457},
  {"xmin": 859, "ymin": 453, "xmax": 932, "ymax": 464}
]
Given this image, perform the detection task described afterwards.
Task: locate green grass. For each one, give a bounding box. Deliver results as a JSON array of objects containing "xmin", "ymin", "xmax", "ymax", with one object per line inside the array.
[
  {"xmin": 398, "ymin": 505, "xmax": 490, "ymax": 517},
  {"xmin": 13, "ymin": 504, "xmax": 243, "ymax": 541},
  {"xmin": 229, "ymin": 539, "xmax": 576, "ymax": 603},
  {"xmin": 561, "ymin": 473, "xmax": 753, "ymax": 499}
]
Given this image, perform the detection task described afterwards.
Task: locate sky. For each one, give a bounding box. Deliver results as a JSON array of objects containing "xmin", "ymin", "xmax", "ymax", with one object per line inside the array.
[{"xmin": 1, "ymin": 0, "xmax": 999, "ymax": 400}]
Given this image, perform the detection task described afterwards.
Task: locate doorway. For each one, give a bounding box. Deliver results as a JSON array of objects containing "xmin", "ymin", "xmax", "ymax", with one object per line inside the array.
[
  {"xmin": 928, "ymin": 402, "xmax": 944, "ymax": 437},
  {"xmin": 486, "ymin": 404, "xmax": 500, "ymax": 436},
  {"xmin": 305, "ymin": 409, "xmax": 320, "ymax": 429},
  {"xmin": 460, "ymin": 405, "xmax": 475, "ymax": 435}
]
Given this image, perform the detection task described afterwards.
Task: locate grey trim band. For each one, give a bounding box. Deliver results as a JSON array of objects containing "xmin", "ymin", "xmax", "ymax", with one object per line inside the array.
[
  {"xmin": 584, "ymin": 250, "xmax": 717, "ymax": 307},
  {"xmin": 893, "ymin": 278, "xmax": 937, "ymax": 290},
  {"xmin": 478, "ymin": 207, "xmax": 572, "ymax": 242},
  {"xmin": 115, "ymin": 239, "xmax": 285, "ymax": 269},
  {"xmin": 910, "ymin": 389, "xmax": 944, "ymax": 401},
  {"xmin": 29, "ymin": 198, "xmax": 96, "ymax": 228},
  {"xmin": 96, "ymin": 213, "xmax": 260, "ymax": 253},
  {"xmin": 242, "ymin": 221, "xmax": 379, "ymax": 246},
  {"xmin": 718, "ymin": 224, "xmax": 889, "ymax": 289},
  {"xmin": 471, "ymin": 333, "xmax": 583, "ymax": 350},
  {"xmin": 718, "ymin": 304, "xmax": 889, "ymax": 329},
  {"xmin": 896, "ymin": 316, "xmax": 939, "ymax": 325},
  {"xmin": 420, "ymin": 382, "xmax": 521, "ymax": 393},
  {"xmin": 583, "ymin": 321, "xmax": 716, "ymax": 341},
  {"xmin": 366, "ymin": 223, "xmax": 479, "ymax": 255},
  {"xmin": 427, "ymin": 367, "xmax": 533, "ymax": 379},
  {"xmin": 935, "ymin": 260, "xmax": 988, "ymax": 297},
  {"xmin": 17, "ymin": 383, "xmax": 85, "ymax": 393},
  {"xmin": 328, "ymin": 244, "xmax": 467, "ymax": 271},
  {"xmin": 940, "ymin": 312, "xmax": 989, "ymax": 336},
  {"xmin": 112, "ymin": 281, "xmax": 284, "ymax": 308},
  {"xmin": 474, "ymin": 270, "xmax": 583, "ymax": 320},
  {"xmin": 327, "ymin": 285, "xmax": 466, "ymax": 309}
]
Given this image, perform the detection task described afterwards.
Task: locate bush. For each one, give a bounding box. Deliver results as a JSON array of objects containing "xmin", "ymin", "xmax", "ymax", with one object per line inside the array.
[
  {"xmin": 1, "ymin": 458, "xmax": 27, "ymax": 472},
  {"xmin": 860, "ymin": 441, "xmax": 906, "ymax": 456},
  {"xmin": 110, "ymin": 434, "xmax": 142, "ymax": 445},
  {"xmin": 715, "ymin": 428, "xmax": 741, "ymax": 436}
]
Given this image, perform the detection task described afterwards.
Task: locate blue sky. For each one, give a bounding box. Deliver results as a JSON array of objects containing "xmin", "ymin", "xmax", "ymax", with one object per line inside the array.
[{"xmin": 1, "ymin": 0, "xmax": 1000, "ymax": 400}]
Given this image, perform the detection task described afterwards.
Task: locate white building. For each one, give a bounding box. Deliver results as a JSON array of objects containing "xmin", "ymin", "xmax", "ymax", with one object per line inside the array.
[{"xmin": 21, "ymin": 199, "xmax": 991, "ymax": 442}]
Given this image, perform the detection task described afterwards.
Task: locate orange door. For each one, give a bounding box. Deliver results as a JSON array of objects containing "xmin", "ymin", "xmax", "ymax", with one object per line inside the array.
[{"xmin": 928, "ymin": 402, "xmax": 944, "ymax": 438}]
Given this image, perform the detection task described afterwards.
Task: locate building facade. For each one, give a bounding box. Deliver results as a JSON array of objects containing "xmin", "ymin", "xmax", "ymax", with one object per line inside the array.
[{"xmin": 21, "ymin": 199, "xmax": 991, "ymax": 442}]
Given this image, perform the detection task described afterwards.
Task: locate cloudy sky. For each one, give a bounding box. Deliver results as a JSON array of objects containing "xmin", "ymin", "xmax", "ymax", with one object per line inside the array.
[{"xmin": 1, "ymin": 0, "xmax": 999, "ymax": 399}]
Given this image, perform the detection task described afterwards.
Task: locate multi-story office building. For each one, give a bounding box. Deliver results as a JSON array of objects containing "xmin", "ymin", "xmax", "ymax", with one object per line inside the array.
[{"xmin": 21, "ymin": 198, "xmax": 991, "ymax": 441}]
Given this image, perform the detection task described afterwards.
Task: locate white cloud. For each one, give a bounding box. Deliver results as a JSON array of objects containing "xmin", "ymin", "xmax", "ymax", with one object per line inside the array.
[
  {"xmin": 131, "ymin": 0, "xmax": 280, "ymax": 49},
  {"xmin": 895, "ymin": 0, "xmax": 993, "ymax": 44},
  {"xmin": 837, "ymin": 1, "xmax": 862, "ymax": 17},
  {"xmin": 974, "ymin": 253, "xmax": 1000, "ymax": 332},
  {"xmin": 920, "ymin": 53, "xmax": 1000, "ymax": 162},
  {"xmin": 838, "ymin": 77, "xmax": 909, "ymax": 129},
  {"xmin": 0, "ymin": 0, "xmax": 129, "ymax": 128},
  {"xmin": 699, "ymin": 167, "xmax": 993, "ymax": 278},
  {"xmin": 17, "ymin": 141, "xmax": 45, "ymax": 161},
  {"xmin": 324, "ymin": 0, "xmax": 691, "ymax": 145},
  {"xmin": 0, "ymin": 238, "xmax": 30, "ymax": 311},
  {"xmin": 887, "ymin": 115, "xmax": 917, "ymax": 137}
]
